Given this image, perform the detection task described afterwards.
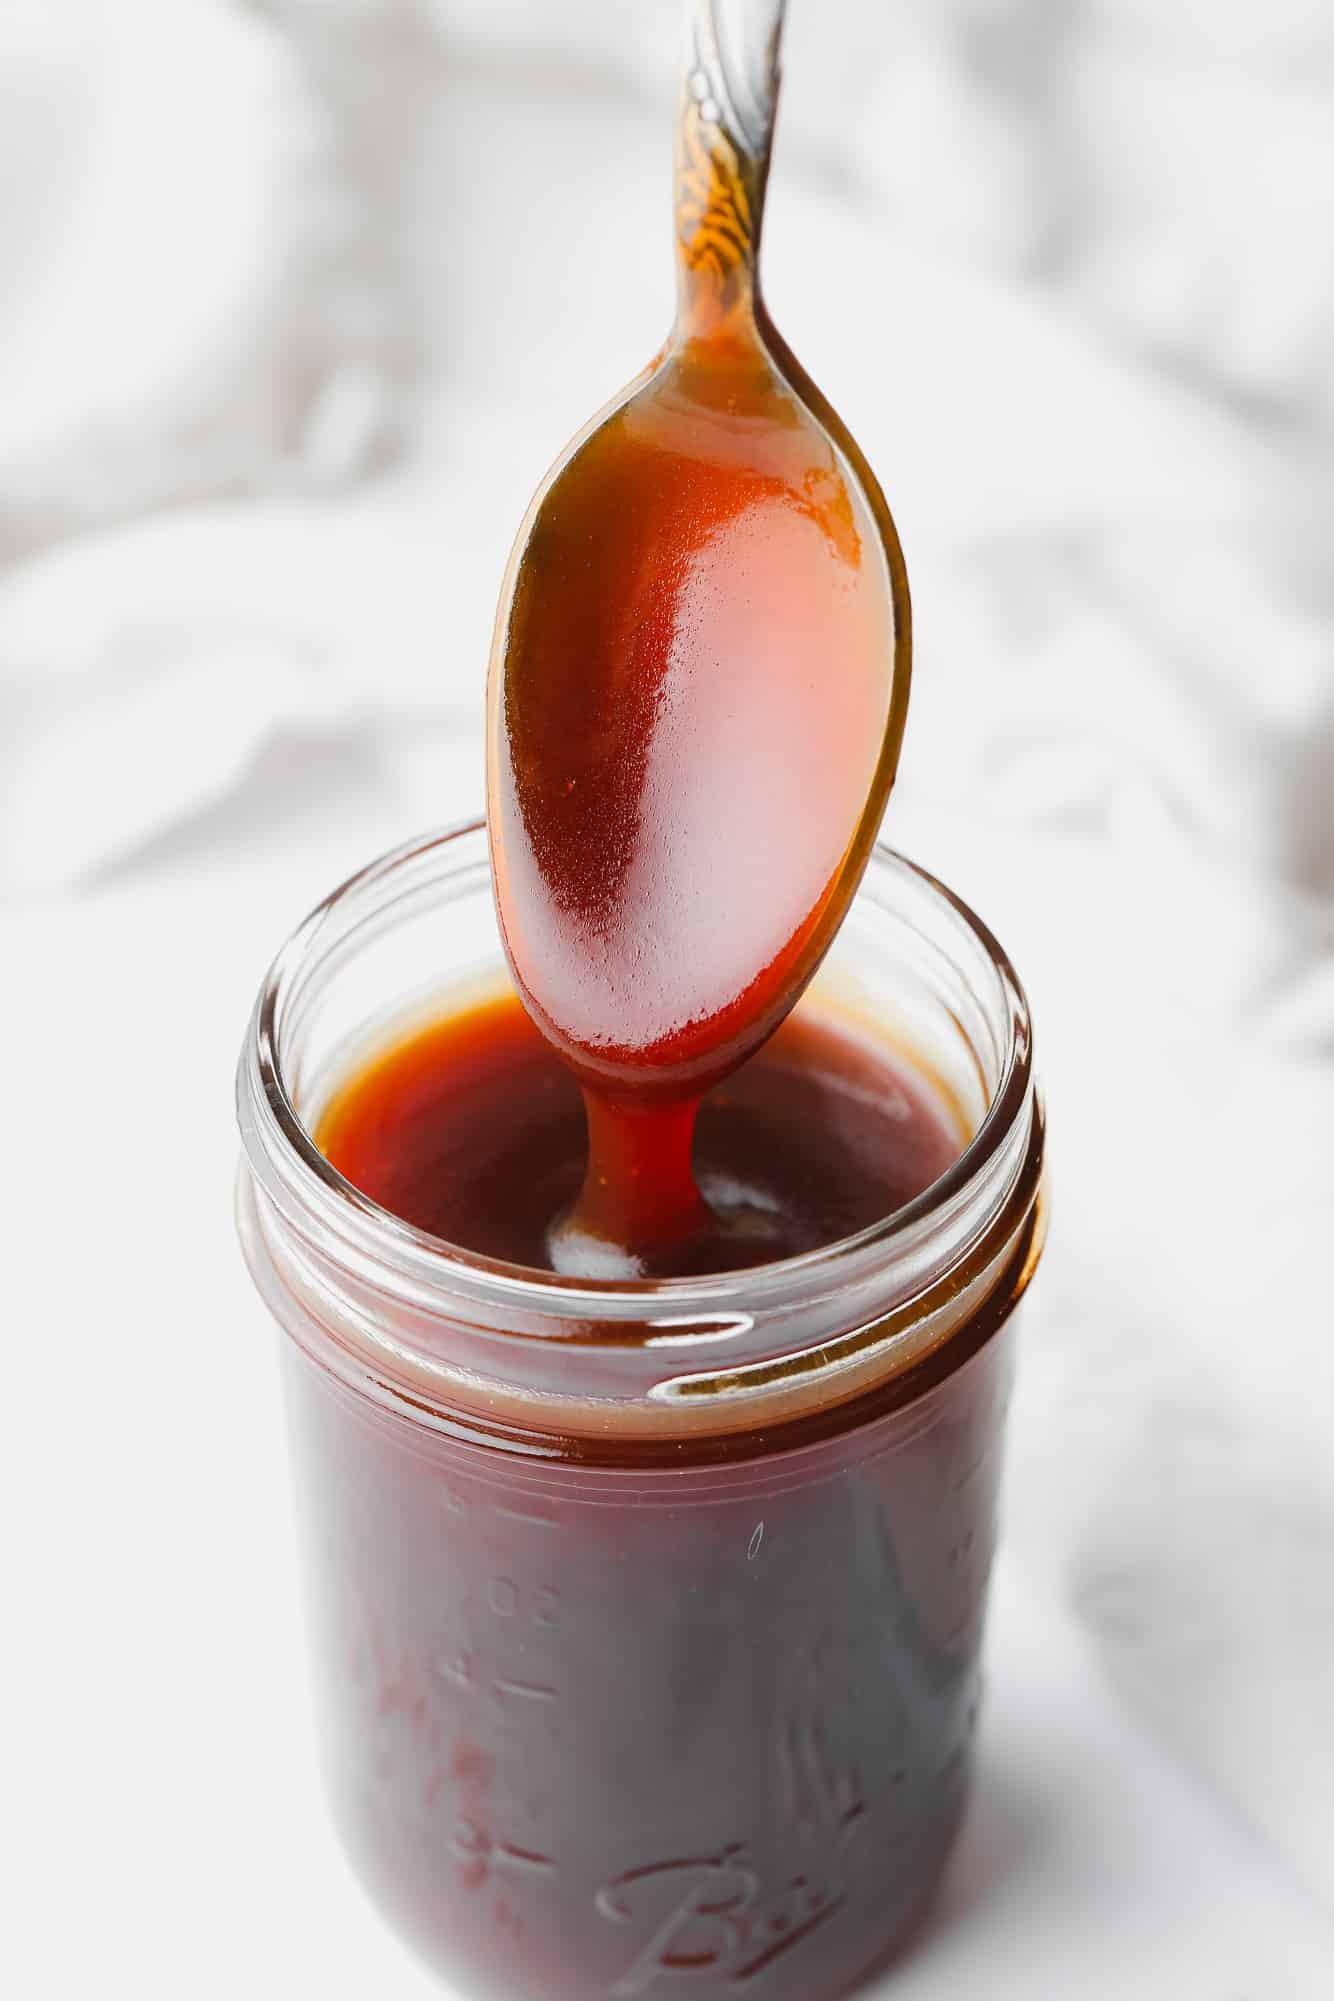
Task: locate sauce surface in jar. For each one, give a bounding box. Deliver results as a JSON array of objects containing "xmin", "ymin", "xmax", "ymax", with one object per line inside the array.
[{"xmin": 317, "ymin": 989, "xmax": 961, "ymax": 1278}]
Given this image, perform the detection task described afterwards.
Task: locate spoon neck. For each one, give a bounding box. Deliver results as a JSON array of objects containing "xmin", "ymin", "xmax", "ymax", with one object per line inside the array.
[{"xmin": 672, "ymin": 0, "xmax": 786, "ymax": 344}]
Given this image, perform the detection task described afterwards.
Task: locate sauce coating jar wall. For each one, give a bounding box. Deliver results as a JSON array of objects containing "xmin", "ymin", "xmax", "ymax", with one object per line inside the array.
[{"xmin": 236, "ymin": 821, "xmax": 1045, "ymax": 2001}]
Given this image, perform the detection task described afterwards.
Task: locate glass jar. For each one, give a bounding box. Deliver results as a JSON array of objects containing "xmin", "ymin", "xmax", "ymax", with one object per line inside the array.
[{"xmin": 236, "ymin": 820, "xmax": 1044, "ymax": 2001}]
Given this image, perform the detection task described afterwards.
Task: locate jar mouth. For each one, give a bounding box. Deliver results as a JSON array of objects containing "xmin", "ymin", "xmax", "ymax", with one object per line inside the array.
[{"xmin": 238, "ymin": 818, "xmax": 1037, "ymax": 1334}]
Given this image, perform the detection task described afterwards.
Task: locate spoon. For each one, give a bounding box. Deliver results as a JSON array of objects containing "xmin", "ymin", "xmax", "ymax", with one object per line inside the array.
[{"xmin": 487, "ymin": 0, "xmax": 911, "ymax": 1272}]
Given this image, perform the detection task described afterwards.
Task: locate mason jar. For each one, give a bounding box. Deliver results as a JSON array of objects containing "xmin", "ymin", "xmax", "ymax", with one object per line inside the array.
[{"xmin": 236, "ymin": 820, "xmax": 1045, "ymax": 2000}]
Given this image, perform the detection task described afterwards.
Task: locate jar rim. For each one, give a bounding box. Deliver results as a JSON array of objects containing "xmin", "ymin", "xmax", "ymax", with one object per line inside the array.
[{"xmin": 238, "ymin": 817, "xmax": 1037, "ymax": 1334}]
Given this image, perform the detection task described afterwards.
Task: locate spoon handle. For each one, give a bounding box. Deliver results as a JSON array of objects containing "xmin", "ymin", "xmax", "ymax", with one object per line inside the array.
[{"xmin": 675, "ymin": 0, "xmax": 788, "ymax": 333}]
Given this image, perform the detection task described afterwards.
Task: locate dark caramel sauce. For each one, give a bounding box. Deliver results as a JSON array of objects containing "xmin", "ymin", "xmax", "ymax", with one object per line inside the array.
[{"xmin": 317, "ymin": 990, "xmax": 958, "ymax": 1279}]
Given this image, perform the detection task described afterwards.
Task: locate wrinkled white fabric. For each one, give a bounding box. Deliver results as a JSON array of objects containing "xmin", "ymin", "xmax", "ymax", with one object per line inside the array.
[{"xmin": 2, "ymin": 2, "xmax": 1332, "ymax": 1986}]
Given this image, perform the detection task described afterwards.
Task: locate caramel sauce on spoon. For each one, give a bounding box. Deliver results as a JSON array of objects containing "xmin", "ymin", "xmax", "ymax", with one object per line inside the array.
[{"xmin": 487, "ymin": 0, "xmax": 911, "ymax": 1274}]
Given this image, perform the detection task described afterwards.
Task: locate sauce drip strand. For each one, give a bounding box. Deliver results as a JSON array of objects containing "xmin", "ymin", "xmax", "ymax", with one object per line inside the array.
[{"xmin": 487, "ymin": 0, "xmax": 911, "ymax": 1274}]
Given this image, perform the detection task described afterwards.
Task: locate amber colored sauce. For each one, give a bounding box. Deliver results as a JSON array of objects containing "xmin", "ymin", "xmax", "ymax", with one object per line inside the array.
[
  {"xmin": 487, "ymin": 68, "xmax": 909, "ymax": 1276},
  {"xmin": 316, "ymin": 989, "xmax": 959, "ymax": 1279},
  {"xmin": 489, "ymin": 333, "xmax": 906, "ymax": 1272},
  {"xmin": 493, "ymin": 346, "xmax": 893, "ymax": 1093},
  {"xmin": 294, "ymin": 995, "xmax": 1010, "ymax": 2001},
  {"xmin": 269, "ymin": 34, "xmax": 1027, "ymax": 2000}
]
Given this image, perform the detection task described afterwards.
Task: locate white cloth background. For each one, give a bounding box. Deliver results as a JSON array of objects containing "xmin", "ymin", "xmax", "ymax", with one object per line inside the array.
[{"xmin": 3, "ymin": 2, "xmax": 1332, "ymax": 1992}]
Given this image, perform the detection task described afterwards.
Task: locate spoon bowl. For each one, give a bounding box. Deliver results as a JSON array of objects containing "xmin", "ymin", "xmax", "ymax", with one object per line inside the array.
[{"xmin": 489, "ymin": 322, "xmax": 909, "ymax": 1097}]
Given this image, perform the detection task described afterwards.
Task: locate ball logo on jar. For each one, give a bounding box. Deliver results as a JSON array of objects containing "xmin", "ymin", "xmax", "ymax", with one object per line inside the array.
[{"xmin": 595, "ymin": 1721, "xmax": 869, "ymax": 1992}]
